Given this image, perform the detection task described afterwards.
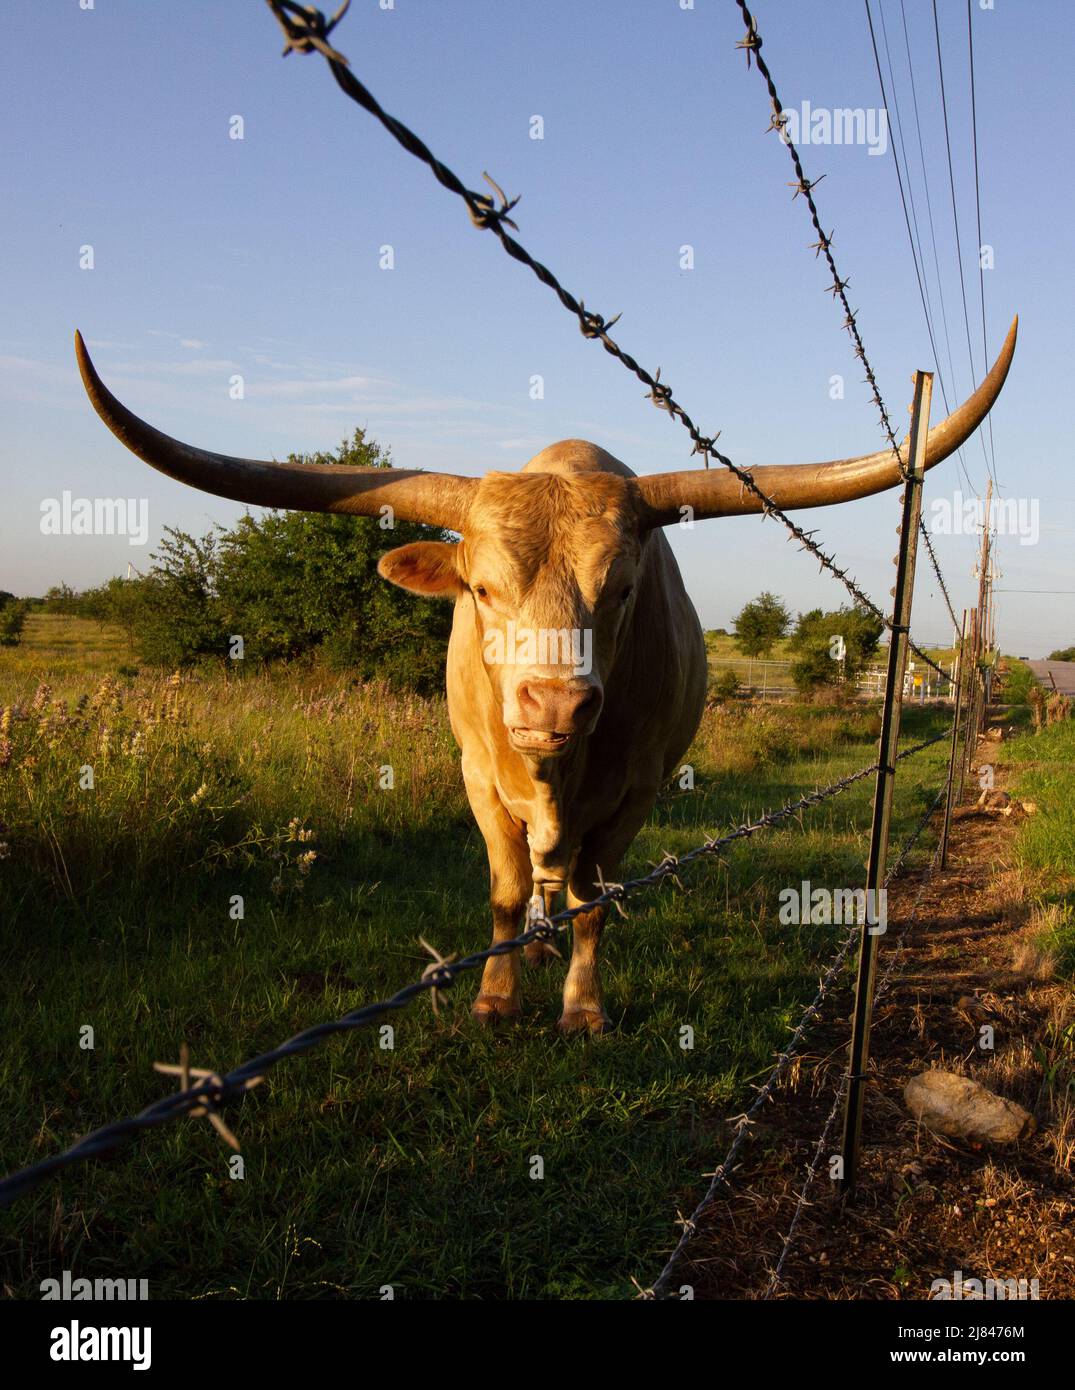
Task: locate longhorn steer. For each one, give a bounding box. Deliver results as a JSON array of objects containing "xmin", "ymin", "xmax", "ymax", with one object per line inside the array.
[{"xmin": 74, "ymin": 318, "xmax": 1017, "ymax": 1031}]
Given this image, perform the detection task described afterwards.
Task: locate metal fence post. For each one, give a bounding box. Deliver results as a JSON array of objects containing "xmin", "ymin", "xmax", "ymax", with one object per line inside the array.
[
  {"xmin": 939, "ymin": 609, "xmax": 970, "ymax": 869},
  {"xmin": 840, "ymin": 370, "xmax": 933, "ymax": 1197}
]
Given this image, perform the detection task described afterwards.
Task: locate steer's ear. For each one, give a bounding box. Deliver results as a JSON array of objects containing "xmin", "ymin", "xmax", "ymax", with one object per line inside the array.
[{"xmin": 378, "ymin": 541, "xmax": 464, "ymax": 598}]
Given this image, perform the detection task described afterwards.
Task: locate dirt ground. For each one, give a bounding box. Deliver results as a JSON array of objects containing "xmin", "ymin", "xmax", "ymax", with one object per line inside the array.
[{"xmin": 681, "ymin": 742, "xmax": 1075, "ymax": 1300}]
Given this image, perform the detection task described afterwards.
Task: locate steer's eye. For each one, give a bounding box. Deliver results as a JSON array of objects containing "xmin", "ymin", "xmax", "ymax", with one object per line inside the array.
[
  {"xmin": 620, "ymin": 585, "xmax": 634, "ymax": 603},
  {"xmin": 473, "ymin": 584, "xmax": 488, "ymax": 600}
]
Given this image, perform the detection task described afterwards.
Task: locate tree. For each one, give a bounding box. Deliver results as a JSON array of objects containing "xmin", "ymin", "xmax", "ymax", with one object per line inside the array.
[
  {"xmin": 42, "ymin": 583, "xmax": 79, "ymax": 615},
  {"xmin": 72, "ymin": 428, "xmax": 454, "ymax": 693},
  {"xmin": 0, "ymin": 598, "xmax": 28, "ymax": 647},
  {"xmin": 128, "ymin": 528, "xmax": 223, "ymax": 668},
  {"xmin": 733, "ymin": 591, "xmax": 790, "ymax": 658},
  {"xmin": 211, "ymin": 429, "xmax": 452, "ymax": 691},
  {"xmin": 1048, "ymin": 646, "xmax": 1075, "ymax": 663},
  {"xmin": 788, "ymin": 605, "xmax": 883, "ymax": 694}
]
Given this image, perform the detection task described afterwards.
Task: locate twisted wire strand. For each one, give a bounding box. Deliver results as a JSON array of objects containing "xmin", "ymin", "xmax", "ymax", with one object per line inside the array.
[
  {"xmin": 643, "ymin": 742, "xmax": 950, "ymax": 1300},
  {"xmin": 0, "ymin": 751, "xmax": 904, "ymax": 1209},
  {"xmin": 263, "ymin": 1, "xmax": 947, "ymax": 682},
  {"xmin": 733, "ymin": 2, "xmax": 961, "ymax": 641},
  {"xmin": 762, "ymin": 786, "xmax": 946, "ymax": 1298}
]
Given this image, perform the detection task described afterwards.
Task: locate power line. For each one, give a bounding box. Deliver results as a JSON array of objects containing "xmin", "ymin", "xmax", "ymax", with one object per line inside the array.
[
  {"xmin": 931, "ymin": 0, "xmax": 995, "ymax": 489},
  {"xmin": 866, "ymin": 0, "xmax": 974, "ymax": 496},
  {"xmin": 898, "ymin": 0, "xmax": 964, "ymax": 466},
  {"xmin": 966, "ymin": 0, "xmax": 999, "ymax": 487}
]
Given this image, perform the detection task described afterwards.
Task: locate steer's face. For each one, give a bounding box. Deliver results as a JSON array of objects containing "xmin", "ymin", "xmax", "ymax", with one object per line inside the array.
[{"xmin": 379, "ymin": 470, "xmax": 643, "ymax": 758}]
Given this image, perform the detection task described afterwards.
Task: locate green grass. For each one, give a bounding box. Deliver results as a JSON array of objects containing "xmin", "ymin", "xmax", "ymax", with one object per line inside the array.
[
  {"xmin": 996, "ymin": 720, "xmax": 1075, "ymax": 978},
  {"xmin": 0, "ymin": 617, "xmax": 954, "ymax": 1299}
]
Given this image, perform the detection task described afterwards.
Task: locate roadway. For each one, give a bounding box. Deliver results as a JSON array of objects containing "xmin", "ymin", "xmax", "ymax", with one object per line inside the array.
[{"xmin": 1027, "ymin": 659, "xmax": 1075, "ymax": 697}]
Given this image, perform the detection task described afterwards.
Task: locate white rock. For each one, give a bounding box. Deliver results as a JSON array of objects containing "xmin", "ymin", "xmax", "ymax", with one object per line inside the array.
[{"xmin": 904, "ymin": 1070, "xmax": 1035, "ymax": 1145}]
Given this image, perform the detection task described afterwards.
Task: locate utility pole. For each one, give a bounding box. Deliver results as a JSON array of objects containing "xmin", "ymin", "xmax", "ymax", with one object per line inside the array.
[
  {"xmin": 975, "ymin": 480, "xmax": 993, "ymax": 707},
  {"xmin": 976, "ymin": 479, "xmax": 991, "ymax": 650}
]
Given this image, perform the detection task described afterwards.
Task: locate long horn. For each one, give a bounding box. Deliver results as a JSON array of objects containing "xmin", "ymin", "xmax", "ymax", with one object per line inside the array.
[
  {"xmin": 74, "ymin": 332, "xmax": 477, "ymax": 531},
  {"xmin": 635, "ymin": 315, "xmax": 1017, "ymax": 525}
]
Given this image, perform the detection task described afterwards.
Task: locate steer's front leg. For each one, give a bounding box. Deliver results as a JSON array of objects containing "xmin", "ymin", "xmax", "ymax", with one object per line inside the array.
[
  {"xmin": 558, "ymin": 901, "xmax": 611, "ymax": 1035},
  {"xmin": 559, "ymin": 788, "xmax": 659, "ymax": 1034},
  {"xmin": 472, "ymin": 830, "xmax": 532, "ymax": 1025}
]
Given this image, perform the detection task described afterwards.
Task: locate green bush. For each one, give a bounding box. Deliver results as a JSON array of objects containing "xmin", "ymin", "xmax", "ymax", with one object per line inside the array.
[
  {"xmin": 999, "ymin": 658, "xmax": 1037, "ymax": 706},
  {"xmin": 711, "ymin": 668, "xmax": 741, "ymax": 701},
  {"xmin": 788, "ymin": 605, "xmax": 883, "ymax": 694},
  {"xmin": 0, "ymin": 599, "xmax": 28, "ymax": 647},
  {"xmin": 52, "ymin": 429, "xmax": 453, "ymax": 695}
]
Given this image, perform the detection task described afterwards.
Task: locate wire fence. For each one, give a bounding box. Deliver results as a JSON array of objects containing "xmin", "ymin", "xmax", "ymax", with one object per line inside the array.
[
  {"xmin": 732, "ymin": 2, "xmax": 961, "ymax": 636},
  {"xmin": 262, "ymin": 0, "xmax": 949, "ymax": 682},
  {"xmin": 0, "ymin": 749, "xmax": 903, "ymax": 1209},
  {"xmin": 759, "ymin": 782, "xmax": 949, "ymax": 1299},
  {"xmin": 1, "ymin": 0, "xmax": 994, "ymax": 1307},
  {"xmin": 640, "ymin": 767, "xmax": 951, "ymax": 1300},
  {"xmin": 634, "ymin": 5, "xmax": 988, "ymax": 1298}
]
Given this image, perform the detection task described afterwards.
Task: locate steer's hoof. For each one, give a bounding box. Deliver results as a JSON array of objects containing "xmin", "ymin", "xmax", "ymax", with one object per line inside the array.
[
  {"xmin": 524, "ymin": 940, "xmax": 560, "ymax": 967},
  {"xmin": 472, "ymin": 995, "xmax": 522, "ymax": 1025},
  {"xmin": 557, "ymin": 1007, "xmax": 612, "ymax": 1036}
]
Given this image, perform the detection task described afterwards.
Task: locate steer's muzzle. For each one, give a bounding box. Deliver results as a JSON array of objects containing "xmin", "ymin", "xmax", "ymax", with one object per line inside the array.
[{"xmin": 507, "ymin": 678, "xmax": 603, "ymax": 755}]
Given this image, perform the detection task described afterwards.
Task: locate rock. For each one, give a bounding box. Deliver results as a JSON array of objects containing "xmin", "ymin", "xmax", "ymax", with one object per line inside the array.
[
  {"xmin": 1020, "ymin": 801, "xmax": 1038, "ymax": 815},
  {"xmin": 904, "ymin": 1070, "xmax": 1035, "ymax": 1145}
]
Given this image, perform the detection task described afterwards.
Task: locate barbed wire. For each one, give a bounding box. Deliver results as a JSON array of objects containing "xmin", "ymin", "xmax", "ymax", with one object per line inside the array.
[
  {"xmin": 641, "ymin": 732, "xmax": 951, "ymax": 1300},
  {"xmin": 917, "ymin": 523, "xmax": 961, "ymax": 635},
  {"xmin": 0, "ymin": 746, "xmax": 915, "ymax": 1209},
  {"xmin": 641, "ymin": 912, "xmax": 861, "ymax": 1299},
  {"xmin": 761, "ymin": 1062, "xmax": 851, "ymax": 1300},
  {"xmin": 762, "ymin": 784, "xmax": 947, "ymax": 1298},
  {"xmin": 262, "ymin": 1, "xmax": 947, "ymax": 683},
  {"xmin": 731, "ymin": 2, "xmax": 961, "ymax": 639}
]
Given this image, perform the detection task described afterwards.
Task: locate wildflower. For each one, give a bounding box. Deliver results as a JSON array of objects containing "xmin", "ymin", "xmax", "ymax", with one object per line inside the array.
[
  {"xmin": 296, "ymin": 850, "xmax": 318, "ymax": 874},
  {"xmin": 0, "ymin": 739, "xmax": 12, "ymax": 769},
  {"xmin": 190, "ymin": 782, "xmax": 209, "ymax": 807},
  {"xmin": 31, "ymin": 683, "xmax": 51, "ymax": 713}
]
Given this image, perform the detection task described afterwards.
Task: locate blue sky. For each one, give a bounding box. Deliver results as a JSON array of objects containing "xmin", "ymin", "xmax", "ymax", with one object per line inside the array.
[{"xmin": 2, "ymin": 0, "xmax": 1071, "ymax": 656}]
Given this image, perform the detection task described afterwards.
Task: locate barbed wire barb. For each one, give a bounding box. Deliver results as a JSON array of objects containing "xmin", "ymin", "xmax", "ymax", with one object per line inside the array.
[{"xmin": 261, "ymin": 0, "xmax": 949, "ymax": 680}]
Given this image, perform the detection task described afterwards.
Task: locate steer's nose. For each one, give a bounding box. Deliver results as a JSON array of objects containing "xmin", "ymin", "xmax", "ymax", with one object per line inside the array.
[{"xmin": 516, "ymin": 678, "xmax": 602, "ymax": 734}]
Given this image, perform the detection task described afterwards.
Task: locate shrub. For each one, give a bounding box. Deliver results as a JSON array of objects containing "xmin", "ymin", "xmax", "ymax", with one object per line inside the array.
[
  {"xmin": 41, "ymin": 429, "xmax": 454, "ymax": 695},
  {"xmin": 789, "ymin": 605, "xmax": 883, "ymax": 694},
  {"xmin": 711, "ymin": 668, "xmax": 741, "ymax": 701},
  {"xmin": 1000, "ymin": 658, "xmax": 1037, "ymax": 707},
  {"xmin": 0, "ymin": 599, "xmax": 28, "ymax": 647}
]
